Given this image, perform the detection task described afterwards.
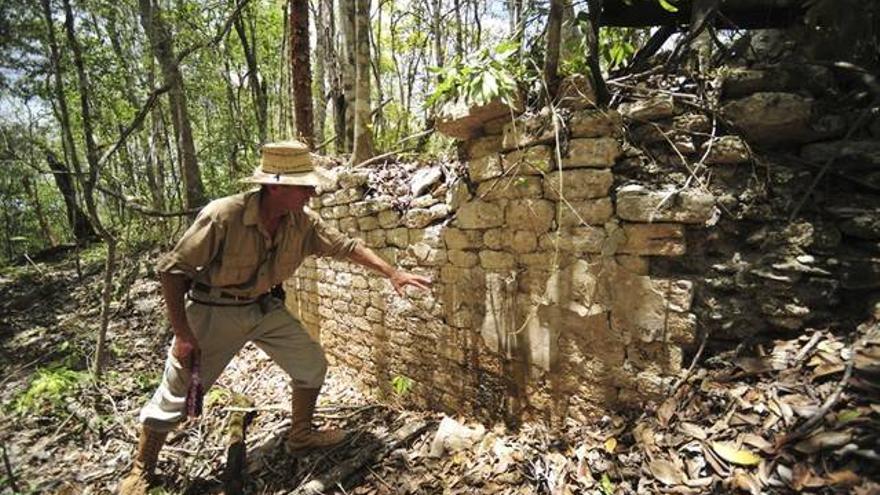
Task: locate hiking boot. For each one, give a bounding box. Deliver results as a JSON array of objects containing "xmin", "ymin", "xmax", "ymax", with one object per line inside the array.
[
  {"xmin": 285, "ymin": 387, "xmax": 347, "ymax": 452},
  {"xmin": 117, "ymin": 426, "xmax": 168, "ymax": 495}
]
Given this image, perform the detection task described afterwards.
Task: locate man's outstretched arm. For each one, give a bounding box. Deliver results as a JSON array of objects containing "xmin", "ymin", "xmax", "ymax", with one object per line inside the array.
[
  {"xmin": 159, "ymin": 271, "xmax": 199, "ymax": 361},
  {"xmin": 346, "ymin": 244, "xmax": 432, "ymax": 295}
]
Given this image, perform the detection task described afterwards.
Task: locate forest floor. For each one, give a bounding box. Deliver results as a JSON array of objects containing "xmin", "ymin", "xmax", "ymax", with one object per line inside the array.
[{"xmin": 0, "ymin": 249, "xmax": 878, "ymax": 495}]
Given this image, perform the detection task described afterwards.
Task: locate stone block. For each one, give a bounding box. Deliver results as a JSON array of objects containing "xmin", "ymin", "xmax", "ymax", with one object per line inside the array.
[
  {"xmin": 701, "ymin": 135, "xmax": 750, "ymax": 165},
  {"xmin": 358, "ymin": 215, "xmax": 379, "ymax": 230},
  {"xmin": 455, "ymin": 200, "xmax": 504, "ymax": 229},
  {"xmin": 322, "ymin": 188, "xmax": 364, "ymax": 207},
  {"xmin": 446, "ymin": 179, "xmax": 471, "ymax": 211},
  {"xmin": 615, "ymin": 185, "xmax": 715, "ymax": 224},
  {"xmin": 467, "ymin": 153, "xmax": 505, "ymax": 182},
  {"xmin": 464, "ymin": 135, "xmax": 504, "ymax": 160},
  {"xmin": 619, "ymin": 95, "xmax": 675, "ymax": 121},
  {"xmin": 477, "ymin": 176, "xmax": 543, "ymax": 200},
  {"xmin": 539, "ymin": 227, "xmax": 605, "ymax": 253},
  {"xmin": 618, "ymin": 223, "xmax": 686, "ymax": 256},
  {"xmin": 338, "ymin": 170, "xmax": 370, "ymax": 188},
  {"xmin": 483, "ymin": 115, "xmax": 511, "ymax": 135},
  {"xmin": 502, "ymin": 145, "xmax": 553, "ymax": 175},
  {"xmin": 448, "ymin": 249, "xmax": 478, "ymax": 267},
  {"xmin": 366, "ymin": 307, "xmax": 383, "ymax": 322},
  {"xmin": 339, "ymin": 217, "xmax": 358, "ymax": 233},
  {"xmin": 387, "ymin": 227, "xmax": 409, "ymax": 248},
  {"xmin": 436, "ymin": 96, "xmax": 523, "ymax": 140},
  {"xmin": 505, "ymin": 199, "xmax": 555, "ymax": 232},
  {"xmin": 569, "ymin": 109, "xmax": 623, "ymax": 138},
  {"xmin": 801, "ymin": 140, "xmax": 880, "ymax": 171},
  {"xmin": 511, "ymin": 230, "xmax": 537, "ymax": 253},
  {"xmin": 378, "ymin": 210, "xmax": 401, "ymax": 228},
  {"xmin": 350, "ymin": 199, "xmax": 392, "ymax": 217},
  {"xmin": 561, "ymin": 138, "xmax": 621, "ymax": 168},
  {"xmin": 479, "ymin": 272, "xmax": 521, "ymax": 357},
  {"xmin": 321, "ymin": 205, "xmax": 349, "ymax": 219},
  {"xmin": 720, "ymin": 68, "xmax": 792, "ymax": 98},
  {"xmin": 558, "ymin": 198, "xmax": 613, "ymax": 227},
  {"xmin": 443, "ymin": 228, "xmax": 483, "ymax": 250},
  {"xmin": 615, "ymin": 255, "xmax": 649, "ymax": 275},
  {"xmin": 501, "ymin": 112, "xmax": 558, "ymax": 150},
  {"xmin": 555, "ymin": 74, "xmax": 596, "ymax": 109},
  {"xmin": 722, "ymin": 92, "xmax": 842, "ymax": 144},
  {"xmin": 410, "ymin": 194, "xmax": 440, "ymax": 208},
  {"xmin": 408, "ymin": 242, "xmax": 447, "ymax": 266},
  {"xmin": 544, "ymin": 169, "xmax": 613, "ymax": 200},
  {"xmin": 480, "ymin": 250, "xmax": 515, "ymax": 270},
  {"xmin": 404, "ymin": 204, "xmax": 449, "ymax": 228}
]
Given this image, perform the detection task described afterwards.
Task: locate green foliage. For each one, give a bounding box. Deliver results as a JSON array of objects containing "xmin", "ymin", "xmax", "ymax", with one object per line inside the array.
[
  {"xmin": 425, "ymin": 41, "xmax": 520, "ymax": 109},
  {"xmin": 600, "ymin": 473, "xmax": 615, "ymax": 495},
  {"xmin": 12, "ymin": 365, "xmax": 89, "ymax": 415},
  {"xmin": 657, "ymin": 0, "xmax": 679, "ymax": 13},
  {"xmin": 390, "ymin": 374, "xmax": 414, "ymax": 396}
]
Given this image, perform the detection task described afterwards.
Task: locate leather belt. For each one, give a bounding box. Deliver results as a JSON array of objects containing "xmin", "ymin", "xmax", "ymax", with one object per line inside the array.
[{"xmin": 189, "ymin": 282, "xmax": 259, "ymax": 305}]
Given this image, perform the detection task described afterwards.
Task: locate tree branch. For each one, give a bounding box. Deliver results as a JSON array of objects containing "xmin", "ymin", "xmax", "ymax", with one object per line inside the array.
[
  {"xmin": 96, "ymin": 184, "xmax": 201, "ymax": 218},
  {"xmin": 176, "ymin": 0, "xmax": 252, "ymax": 64}
]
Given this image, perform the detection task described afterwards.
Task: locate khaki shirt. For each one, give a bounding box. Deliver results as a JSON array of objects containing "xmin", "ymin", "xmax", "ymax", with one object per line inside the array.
[{"xmin": 157, "ymin": 189, "xmax": 359, "ymax": 298}]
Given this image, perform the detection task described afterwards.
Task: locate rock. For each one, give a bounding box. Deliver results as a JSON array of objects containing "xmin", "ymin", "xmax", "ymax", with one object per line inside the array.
[
  {"xmin": 615, "ymin": 185, "xmax": 715, "ymax": 224},
  {"xmin": 455, "ymin": 200, "xmax": 504, "ymax": 229},
  {"xmin": 403, "ymin": 204, "xmax": 449, "ymax": 228},
  {"xmin": 555, "ymin": 74, "xmax": 596, "ymax": 110},
  {"xmin": 839, "ymin": 213, "xmax": 880, "ymax": 240},
  {"xmin": 357, "ymin": 215, "xmax": 379, "ymax": 230},
  {"xmin": 350, "ymin": 199, "xmax": 392, "ymax": 217},
  {"xmin": 561, "ymin": 138, "xmax": 621, "ymax": 168},
  {"xmin": 387, "ymin": 227, "xmax": 409, "ymax": 248},
  {"xmin": 477, "ymin": 176, "xmax": 543, "ymax": 200},
  {"xmin": 464, "ymin": 135, "xmax": 504, "ymax": 160},
  {"xmin": 436, "ymin": 96, "xmax": 524, "ymax": 140},
  {"xmin": 619, "ymin": 95, "xmax": 675, "ymax": 121},
  {"xmin": 448, "ymin": 249, "xmax": 478, "ymax": 267},
  {"xmin": 480, "ymin": 250, "xmax": 515, "ymax": 270},
  {"xmin": 720, "ymin": 68, "xmax": 792, "ymax": 98},
  {"xmin": 544, "ymin": 169, "xmax": 613, "ymax": 200},
  {"xmin": 722, "ymin": 92, "xmax": 843, "ymax": 144},
  {"xmin": 338, "ymin": 170, "xmax": 370, "ymax": 188},
  {"xmin": 505, "ymin": 199, "xmax": 555, "ymax": 232},
  {"xmin": 503, "ymin": 145, "xmax": 553, "ymax": 175},
  {"xmin": 467, "ymin": 154, "xmax": 505, "ymax": 182},
  {"xmin": 618, "ymin": 224, "xmax": 686, "ymax": 256},
  {"xmin": 429, "ymin": 416, "xmax": 487, "ymax": 457},
  {"xmin": 539, "ymin": 227, "xmax": 605, "ymax": 253},
  {"xmin": 702, "ymin": 135, "xmax": 751, "ymax": 164},
  {"xmin": 569, "ymin": 109, "xmax": 623, "ymax": 138},
  {"xmin": 411, "ymin": 166, "xmax": 443, "ymax": 196},
  {"xmin": 321, "ymin": 188, "xmax": 363, "ymax": 206},
  {"xmin": 446, "ymin": 179, "xmax": 471, "ymax": 213},
  {"xmin": 443, "ymin": 228, "xmax": 483, "ymax": 250},
  {"xmin": 410, "ymin": 194, "xmax": 439, "ymax": 209},
  {"xmin": 558, "ymin": 198, "xmax": 613, "ymax": 227},
  {"xmin": 377, "ymin": 210, "xmax": 401, "ymax": 228},
  {"xmin": 801, "ymin": 140, "xmax": 880, "ymax": 171},
  {"xmin": 502, "ymin": 112, "xmax": 558, "ymax": 150}
]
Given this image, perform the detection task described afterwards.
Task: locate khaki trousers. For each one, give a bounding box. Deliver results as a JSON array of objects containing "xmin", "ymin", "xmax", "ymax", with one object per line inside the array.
[{"xmin": 139, "ymin": 296, "xmax": 327, "ymax": 432}]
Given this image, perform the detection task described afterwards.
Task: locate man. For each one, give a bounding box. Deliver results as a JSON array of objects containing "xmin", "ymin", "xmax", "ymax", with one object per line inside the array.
[{"xmin": 119, "ymin": 141, "xmax": 431, "ymax": 494}]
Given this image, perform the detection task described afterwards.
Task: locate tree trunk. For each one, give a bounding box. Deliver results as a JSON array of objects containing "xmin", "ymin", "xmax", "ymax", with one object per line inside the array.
[
  {"xmin": 234, "ymin": 1, "xmax": 268, "ymax": 144},
  {"xmin": 322, "ymin": 0, "xmax": 344, "ymax": 154},
  {"xmin": 340, "ymin": 0, "xmax": 356, "ymax": 152},
  {"xmin": 22, "ymin": 176, "xmax": 58, "ymax": 247},
  {"xmin": 138, "ymin": 0, "xmax": 206, "ymax": 211},
  {"xmin": 586, "ymin": 0, "xmax": 609, "ymax": 105},
  {"xmin": 544, "ymin": 0, "xmax": 563, "ymax": 98},
  {"xmin": 351, "ymin": 0, "xmax": 375, "ymax": 165},
  {"xmin": 289, "ymin": 0, "xmax": 314, "ymax": 147},
  {"xmin": 46, "ymin": 151, "xmax": 95, "ymax": 242},
  {"xmin": 454, "ymin": 0, "xmax": 464, "ymax": 59},
  {"xmin": 313, "ymin": 0, "xmax": 327, "ymax": 147}
]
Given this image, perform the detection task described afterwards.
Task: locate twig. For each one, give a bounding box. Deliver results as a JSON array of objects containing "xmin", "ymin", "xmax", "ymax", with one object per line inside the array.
[
  {"xmin": 1, "ymin": 444, "xmax": 18, "ymax": 493},
  {"xmin": 670, "ymin": 328, "xmax": 710, "ymax": 395},
  {"xmin": 792, "ymin": 331, "xmax": 823, "ymax": 365},
  {"xmin": 96, "ymin": 184, "xmax": 201, "ymax": 218},
  {"xmin": 775, "ymin": 347, "xmax": 855, "ymax": 449}
]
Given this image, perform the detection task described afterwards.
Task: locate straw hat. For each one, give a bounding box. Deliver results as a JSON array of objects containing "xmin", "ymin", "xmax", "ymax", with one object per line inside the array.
[{"xmin": 241, "ymin": 140, "xmax": 332, "ymax": 187}]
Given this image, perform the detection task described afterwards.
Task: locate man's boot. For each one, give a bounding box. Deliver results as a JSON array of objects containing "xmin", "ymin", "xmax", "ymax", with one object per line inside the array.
[
  {"xmin": 117, "ymin": 426, "xmax": 168, "ymax": 495},
  {"xmin": 285, "ymin": 387, "xmax": 347, "ymax": 451}
]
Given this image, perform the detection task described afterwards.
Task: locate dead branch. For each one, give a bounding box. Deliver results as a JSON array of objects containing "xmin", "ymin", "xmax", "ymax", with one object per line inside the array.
[{"xmin": 96, "ymin": 184, "xmax": 201, "ymax": 218}]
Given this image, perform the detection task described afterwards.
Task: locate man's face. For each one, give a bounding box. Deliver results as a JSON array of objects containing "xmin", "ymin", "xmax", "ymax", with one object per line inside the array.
[{"xmin": 266, "ymin": 184, "xmax": 317, "ymax": 212}]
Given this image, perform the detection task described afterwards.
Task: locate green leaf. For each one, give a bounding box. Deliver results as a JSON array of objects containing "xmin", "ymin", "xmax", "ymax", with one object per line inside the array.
[
  {"xmin": 600, "ymin": 474, "xmax": 614, "ymax": 495},
  {"xmin": 658, "ymin": 0, "xmax": 679, "ymax": 12}
]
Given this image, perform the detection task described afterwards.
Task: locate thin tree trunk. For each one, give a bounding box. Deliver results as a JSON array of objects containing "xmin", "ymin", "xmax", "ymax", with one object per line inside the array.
[
  {"xmin": 45, "ymin": 151, "xmax": 95, "ymax": 242},
  {"xmin": 340, "ymin": 0, "xmax": 356, "ymax": 151},
  {"xmin": 454, "ymin": 0, "xmax": 464, "ymax": 59},
  {"xmin": 62, "ymin": 0, "xmax": 117, "ymax": 380},
  {"xmin": 235, "ymin": 1, "xmax": 268, "ymax": 144},
  {"xmin": 544, "ymin": 0, "xmax": 563, "ymax": 98},
  {"xmin": 22, "ymin": 176, "xmax": 58, "ymax": 247},
  {"xmin": 351, "ymin": 0, "xmax": 374, "ymax": 164},
  {"xmin": 313, "ymin": 0, "xmax": 327, "ymax": 146},
  {"xmin": 139, "ymin": 0, "xmax": 206, "ymax": 211},
  {"xmin": 586, "ymin": 0, "xmax": 609, "ymax": 105},
  {"xmin": 289, "ymin": 0, "xmax": 315, "ymax": 146}
]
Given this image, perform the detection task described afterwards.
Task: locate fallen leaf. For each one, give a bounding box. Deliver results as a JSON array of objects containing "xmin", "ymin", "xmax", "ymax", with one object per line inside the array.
[
  {"xmin": 791, "ymin": 464, "xmax": 827, "ymax": 490},
  {"xmin": 711, "ymin": 441, "xmax": 762, "ymax": 466},
  {"xmin": 826, "ymin": 469, "xmax": 860, "ymax": 486},
  {"xmin": 604, "ymin": 437, "xmax": 617, "ymax": 454},
  {"xmin": 649, "ymin": 459, "xmax": 687, "ymax": 486},
  {"xmin": 740, "ymin": 434, "xmax": 773, "ymax": 454},
  {"xmin": 678, "ymin": 422, "xmax": 707, "ymax": 441},
  {"xmin": 657, "ymin": 397, "xmax": 677, "ymax": 427},
  {"xmin": 836, "ymin": 409, "xmax": 861, "ymax": 424},
  {"xmin": 793, "ymin": 431, "xmax": 852, "ymax": 454},
  {"xmin": 730, "ymin": 470, "xmax": 762, "ymax": 494}
]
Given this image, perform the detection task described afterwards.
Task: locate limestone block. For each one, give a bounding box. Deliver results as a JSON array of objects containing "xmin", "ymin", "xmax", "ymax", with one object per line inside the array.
[
  {"xmin": 544, "ymin": 169, "xmax": 613, "ymax": 200},
  {"xmin": 615, "ymin": 185, "xmax": 715, "ymax": 224},
  {"xmin": 702, "ymin": 135, "xmax": 751, "ymax": 165},
  {"xmin": 615, "ymin": 255, "xmax": 649, "ymax": 275},
  {"xmin": 464, "ymin": 135, "xmax": 504, "ymax": 160},
  {"xmin": 480, "ymin": 250, "xmax": 515, "ymax": 270},
  {"xmin": 443, "ymin": 228, "xmax": 483, "ymax": 250},
  {"xmin": 333, "ymin": 299, "xmax": 349, "ymax": 312},
  {"xmin": 720, "ymin": 68, "xmax": 792, "ymax": 98},
  {"xmin": 455, "ymin": 200, "xmax": 504, "ymax": 229},
  {"xmin": 440, "ymin": 265, "xmax": 485, "ymax": 286},
  {"xmin": 378, "ymin": 210, "xmax": 401, "ymax": 228},
  {"xmin": 483, "ymin": 115, "xmax": 510, "ymax": 135},
  {"xmin": 408, "ymin": 242, "xmax": 447, "ymax": 266},
  {"xmin": 409, "ymin": 224, "xmax": 445, "ymax": 248},
  {"xmin": 323, "ymin": 219, "xmax": 339, "ymax": 230},
  {"xmin": 339, "ymin": 217, "xmax": 358, "ymax": 233},
  {"xmin": 672, "ymin": 135, "xmax": 696, "ymax": 154},
  {"xmin": 505, "ymin": 199, "xmax": 555, "ymax": 232},
  {"xmin": 350, "ymin": 199, "xmax": 391, "ymax": 217},
  {"xmin": 555, "ymin": 74, "xmax": 597, "ymax": 110},
  {"xmin": 350, "ymin": 275, "xmax": 369, "ymax": 289},
  {"xmin": 358, "ymin": 215, "xmax": 380, "ymax": 230},
  {"xmin": 477, "ymin": 176, "xmax": 543, "ymax": 201},
  {"xmin": 502, "ymin": 112, "xmax": 558, "ymax": 150},
  {"xmin": 447, "ymin": 307, "xmax": 476, "ymax": 328},
  {"xmin": 351, "ymin": 289, "xmax": 370, "ymax": 306},
  {"xmin": 539, "ymin": 227, "xmax": 605, "ymax": 253},
  {"xmin": 483, "ymin": 229, "xmax": 507, "ymax": 250},
  {"xmin": 609, "ymin": 272, "xmax": 696, "ymax": 344},
  {"xmin": 467, "ymin": 153, "xmax": 505, "ymax": 182},
  {"xmin": 436, "ymin": 96, "xmax": 523, "ymax": 140},
  {"xmin": 321, "ymin": 205, "xmax": 349, "ymax": 219},
  {"xmin": 338, "ymin": 170, "xmax": 370, "ymax": 188},
  {"xmin": 378, "ymin": 247, "xmax": 399, "ymax": 265},
  {"xmin": 511, "ymin": 230, "xmax": 537, "ymax": 253},
  {"xmin": 411, "ymin": 194, "xmax": 440, "ymax": 209},
  {"xmin": 626, "ymin": 343, "xmax": 683, "ymax": 374},
  {"xmin": 558, "ymin": 198, "xmax": 613, "ymax": 227},
  {"xmin": 502, "ymin": 145, "xmax": 553, "ymax": 175},
  {"xmin": 411, "ymin": 166, "xmax": 443, "ymax": 196},
  {"xmin": 619, "ymin": 95, "xmax": 675, "ymax": 121},
  {"xmin": 404, "ymin": 204, "xmax": 449, "ymax": 228},
  {"xmin": 446, "ymin": 179, "xmax": 471, "ymax": 212},
  {"xmin": 448, "ymin": 249, "xmax": 478, "ymax": 267},
  {"xmin": 561, "ymin": 138, "xmax": 621, "ymax": 169},
  {"xmin": 723, "ymin": 92, "xmax": 829, "ymax": 144},
  {"xmin": 322, "ymin": 188, "xmax": 364, "ymax": 207},
  {"xmin": 801, "ymin": 140, "xmax": 880, "ymax": 171},
  {"xmin": 479, "ymin": 272, "xmax": 520, "ymax": 357},
  {"xmin": 569, "ymin": 109, "xmax": 623, "ymax": 138},
  {"xmin": 386, "ymin": 228, "xmax": 409, "ymax": 248},
  {"xmin": 618, "ymin": 223, "xmax": 686, "ymax": 256}
]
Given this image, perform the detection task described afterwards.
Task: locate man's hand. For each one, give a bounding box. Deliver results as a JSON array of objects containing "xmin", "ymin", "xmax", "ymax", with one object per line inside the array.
[
  {"xmin": 390, "ymin": 270, "xmax": 432, "ymax": 296},
  {"xmin": 172, "ymin": 331, "xmax": 200, "ymax": 366}
]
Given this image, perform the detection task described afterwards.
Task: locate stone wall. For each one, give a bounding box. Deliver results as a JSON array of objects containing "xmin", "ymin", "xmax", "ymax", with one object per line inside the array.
[{"xmin": 286, "ymin": 95, "xmax": 716, "ymax": 425}]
